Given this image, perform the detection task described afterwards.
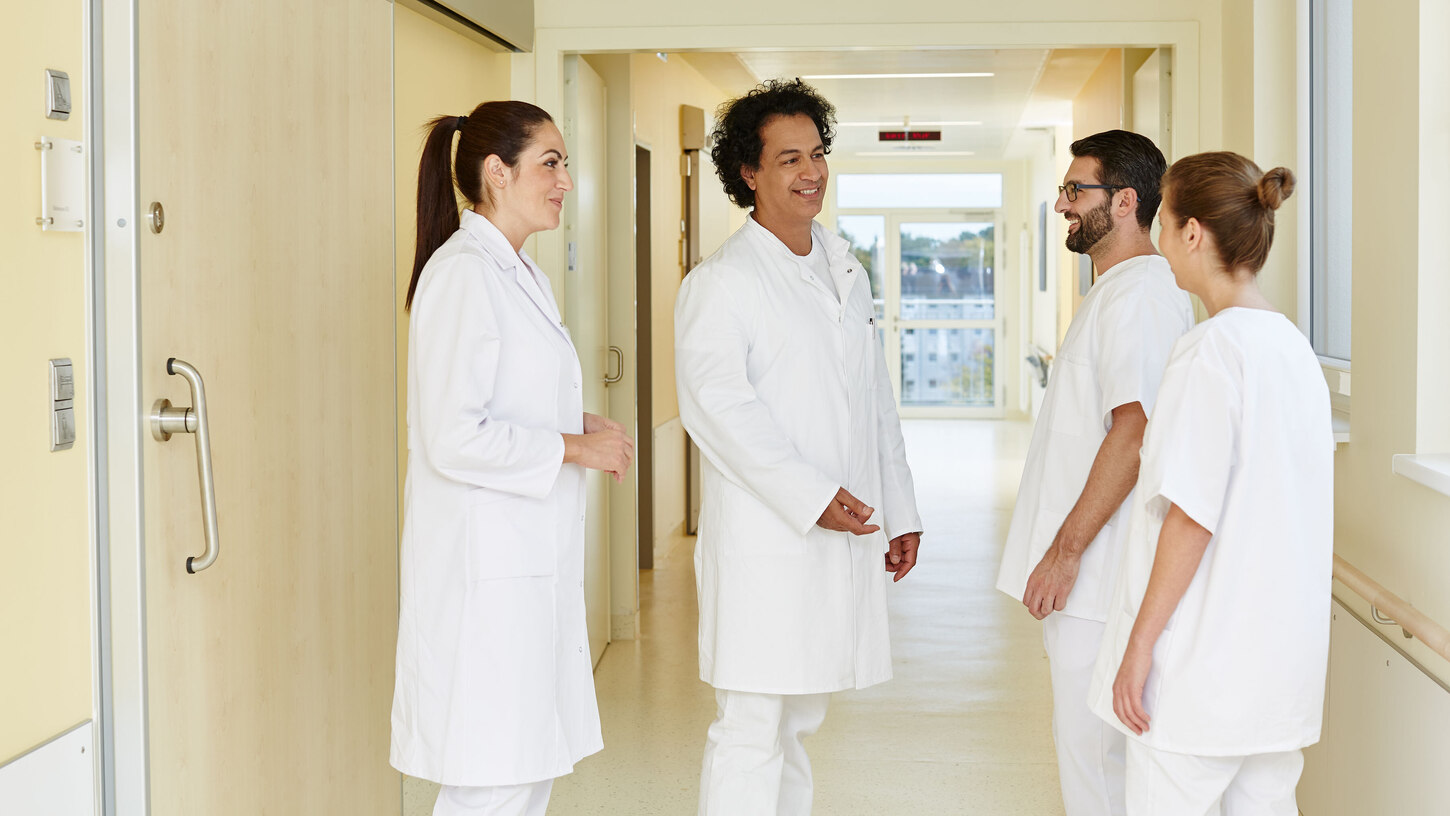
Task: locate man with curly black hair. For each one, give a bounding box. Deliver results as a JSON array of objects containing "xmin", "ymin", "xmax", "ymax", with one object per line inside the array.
[{"xmin": 675, "ymin": 78, "xmax": 924, "ymax": 815}]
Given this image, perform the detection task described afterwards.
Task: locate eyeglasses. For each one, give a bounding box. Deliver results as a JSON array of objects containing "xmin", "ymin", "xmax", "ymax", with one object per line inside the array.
[{"xmin": 1057, "ymin": 182, "xmax": 1119, "ymax": 202}]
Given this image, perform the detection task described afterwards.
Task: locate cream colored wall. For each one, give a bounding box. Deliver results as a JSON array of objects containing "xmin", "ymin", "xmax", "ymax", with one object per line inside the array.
[
  {"xmin": 629, "ymin": 52, "xmax": 732, "ymax": 428},
  {"xmin": 0, "ymin": 0, "xmax": 92, "ymax": 766},
  {"xmin": 1328, "ymin": 0, "xmax": 1450, "ymax": 675},
  {"xmin": 393, "ymin": 4, "xmax": 512, "ymax": 521},
  {"xmin": 1298, "ymin": 0, "xmax": 1450, "ymax": 810}
]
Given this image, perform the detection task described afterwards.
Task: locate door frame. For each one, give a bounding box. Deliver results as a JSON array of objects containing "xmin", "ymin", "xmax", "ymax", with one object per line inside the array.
[{"xmin": 93, "ymin": 0, "xmax": 150, "ymax": 813}]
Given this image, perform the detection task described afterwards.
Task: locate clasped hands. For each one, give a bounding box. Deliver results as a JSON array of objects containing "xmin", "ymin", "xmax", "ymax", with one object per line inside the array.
[{"xmin": 816, "ymin": 486, "xmax": 920, "ymax": 582}]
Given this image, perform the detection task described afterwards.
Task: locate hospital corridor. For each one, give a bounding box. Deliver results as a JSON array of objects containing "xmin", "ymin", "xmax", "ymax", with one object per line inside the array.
[{"xmin": 404, "ymin": 420, "xmax": 1063, "ymax": 815}]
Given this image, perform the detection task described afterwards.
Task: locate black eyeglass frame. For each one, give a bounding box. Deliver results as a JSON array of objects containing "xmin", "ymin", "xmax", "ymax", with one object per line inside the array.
[{"xmin": 1057, "ymin": 182, "xmax": 1119, "ymax": 202}]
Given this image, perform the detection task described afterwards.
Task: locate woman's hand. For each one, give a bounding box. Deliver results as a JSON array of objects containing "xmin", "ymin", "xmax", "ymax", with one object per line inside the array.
[
  {"xmin": 583, "ymin": 412, "xmax": 624, "ymax": 434},
  {"xmin": 563, "ymin": 422, "xmax": 634, "ymax": 483},
  {"xmin": 1112, "ymin": 642, "xmax": 1153, "ymax": 736}
]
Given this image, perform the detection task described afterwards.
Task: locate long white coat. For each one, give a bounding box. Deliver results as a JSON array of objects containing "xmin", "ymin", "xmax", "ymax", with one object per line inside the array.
[
  {"xmin": 390, "ymin": 210, "xmax": 601, "ymax": 787},
  {"xmin": 675, "ymin": 217, "xmax": 923, "ymax": 694}
]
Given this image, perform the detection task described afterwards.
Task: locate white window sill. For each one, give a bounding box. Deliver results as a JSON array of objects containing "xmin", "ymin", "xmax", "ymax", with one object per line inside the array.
[
  {"xmin": 1392, "ymin": 454, "xmax": 1450, "ymax": 497},
  {"xmin": 1332, "ymin": 410, "xmax": 1351, "ymax": 445}
]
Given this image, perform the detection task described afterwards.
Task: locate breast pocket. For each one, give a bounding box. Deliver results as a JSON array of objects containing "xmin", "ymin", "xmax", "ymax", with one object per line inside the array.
[
  {"xmin": 465, "ymin": 491, "xmax": 558, "ymax": 581},
  {"xmin": 1046, "ymin": 354, "xmax": 1100, "ymax": 438}
]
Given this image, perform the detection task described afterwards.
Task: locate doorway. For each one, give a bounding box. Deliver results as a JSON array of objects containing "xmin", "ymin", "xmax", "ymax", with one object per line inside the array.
[
  {"xmin": 836, "ymin": 208, "xmax": 1007, "ymax": 418},
  {"xmin": 634, "ymin": 144, "xmax": 654, "ymax": 570}
]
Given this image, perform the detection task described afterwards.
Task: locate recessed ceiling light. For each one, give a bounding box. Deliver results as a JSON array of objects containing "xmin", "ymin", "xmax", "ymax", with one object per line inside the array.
[
  {"xmin": 854, "ymin": 150, "xmax": 977, "ymax": 157},
  {"xmin": 801, "ymin": 72, "xmax": 993, "ymax": 80},
  {"xmin": 838, "ymin": 121, "xmax": 983, "ymax": 127}
]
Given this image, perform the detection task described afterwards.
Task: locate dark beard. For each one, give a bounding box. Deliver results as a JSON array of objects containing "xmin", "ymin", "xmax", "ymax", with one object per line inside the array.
[{"xmin": 1065, "ymin": 197, "xmax": 1113, "ymax": 254}]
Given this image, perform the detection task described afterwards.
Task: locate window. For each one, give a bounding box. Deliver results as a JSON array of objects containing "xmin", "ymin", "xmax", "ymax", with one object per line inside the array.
[
  {"xmin": 1306, "ymin": 0, "xmax": 1353, "ymax": 362},
  {"xmin": 835, "ymin": 173, "xmax": 1003, "ymax": 209}
]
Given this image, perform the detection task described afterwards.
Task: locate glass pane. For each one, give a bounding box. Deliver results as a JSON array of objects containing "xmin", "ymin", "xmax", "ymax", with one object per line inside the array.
[
  {"xmin": 836, "ymin": 174, "xmax": 1003, "ymax": 209},
  {"xmin": 899, "ymin": 222, "xmax": 994, "ymax": 319},
  {"xmin": 900, "ymin": 328, "xmax": 994, "ymax": 407},
  {"xmin": 835, "ymin": 215, "xmax": 885, "ymax": 322}
]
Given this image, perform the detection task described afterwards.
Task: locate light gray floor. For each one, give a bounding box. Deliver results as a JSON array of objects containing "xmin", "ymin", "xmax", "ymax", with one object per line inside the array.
[{"xmin": 406, "ymin": 419, "xmax": 1064, "ymax": 814}]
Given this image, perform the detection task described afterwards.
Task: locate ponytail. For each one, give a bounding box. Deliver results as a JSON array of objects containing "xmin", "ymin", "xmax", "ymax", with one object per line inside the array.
[
  {"xmin": 406, "ymin": 101, "xmax": 554, "ymax": 311},
  {"xmin": 407, "ymin": 115, "xmax": 466, "ymax": 310}
]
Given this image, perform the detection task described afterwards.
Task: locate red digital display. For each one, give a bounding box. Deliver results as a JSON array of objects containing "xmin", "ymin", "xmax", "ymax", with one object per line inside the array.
[{"xmin": 878, "ymin": 130, "xmax": 943, "ymax": 142}]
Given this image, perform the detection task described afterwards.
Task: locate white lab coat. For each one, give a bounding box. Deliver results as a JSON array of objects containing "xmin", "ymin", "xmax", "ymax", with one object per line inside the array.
[
  {"xmin": 1089, "ymin": 309, "xmax": 1334, "ymax": 757},
  {"xmin": 675, "ymin": 217, "xmax": 923, "ymax": 694},
  {"xmin": 391, "ymin": 210, "xmax": 602, "ymax": 786}
]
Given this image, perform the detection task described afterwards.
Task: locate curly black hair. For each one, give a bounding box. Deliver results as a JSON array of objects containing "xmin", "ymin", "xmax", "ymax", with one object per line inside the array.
[{"xmin": 710, "ymin": 78, "xmax": 837, "ymax": 209}]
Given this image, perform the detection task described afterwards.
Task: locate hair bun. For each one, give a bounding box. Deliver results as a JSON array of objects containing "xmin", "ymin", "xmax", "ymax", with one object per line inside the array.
[{"xmin": 1257, "ymin": 167, "xmax": 1296, "ymax": 210}]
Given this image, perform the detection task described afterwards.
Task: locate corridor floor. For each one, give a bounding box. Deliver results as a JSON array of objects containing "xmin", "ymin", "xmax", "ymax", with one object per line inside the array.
[{"xmin": 406, "ymin": 419, "xmax": 1065, "ymax": 814}]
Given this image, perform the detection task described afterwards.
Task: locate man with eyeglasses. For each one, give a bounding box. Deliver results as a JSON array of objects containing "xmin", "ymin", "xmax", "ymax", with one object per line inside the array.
[{"xmin": 996, "ymin": 129, "xmax": 1194, "ymax": 816}]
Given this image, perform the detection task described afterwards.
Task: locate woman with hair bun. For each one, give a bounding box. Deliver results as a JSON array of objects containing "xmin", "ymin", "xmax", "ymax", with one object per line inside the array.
[
  {"xmin": 390, "ymin": 101, "xmax": 633, "ymax": 816},
  {"xmin": 1088, "ymin": 152, "xmax": 1333, "ymax": 815}
]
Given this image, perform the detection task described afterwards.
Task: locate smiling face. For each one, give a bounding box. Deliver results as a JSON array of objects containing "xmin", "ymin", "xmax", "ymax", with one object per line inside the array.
[
  {"xmin": 741, "ymin": 113, "xmax": 828, "ymax": 232},
  {"xmin": 493, "ymin": 120, "xmax": 573, "ymax": 237},
  {"xmin": 1055, "ymin": 156, "xmax": 1117, "ymax": 254}
]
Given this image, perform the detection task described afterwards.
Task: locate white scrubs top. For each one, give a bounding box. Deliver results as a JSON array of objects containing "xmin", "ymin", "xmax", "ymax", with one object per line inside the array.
[
  {"xmin": 996, "ymin": 255, "xmax": 1194, "ymax": 621},
  {"xmin": 1089, "ymin": 308, "xmax": 1334, "ymax": 756}
]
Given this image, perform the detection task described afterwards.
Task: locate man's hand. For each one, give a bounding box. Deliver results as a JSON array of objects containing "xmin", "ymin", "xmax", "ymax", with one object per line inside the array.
[
  {"xmin": 885, "ymin": 532, "xmax": 921, "ymax": 582},
  {"xmin": 816, "ymin": 487, "xmax": 881, "ymax": 535},
  {"xmin": 1021, "ymin": 536, "xmax": 1082, "ymax": 620}
]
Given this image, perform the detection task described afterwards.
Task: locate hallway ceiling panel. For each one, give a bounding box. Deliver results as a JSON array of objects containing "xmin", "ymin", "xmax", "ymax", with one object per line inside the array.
[{"xmin": 731, "ymin": 49, "xmax": 1049, "ymax": 162}]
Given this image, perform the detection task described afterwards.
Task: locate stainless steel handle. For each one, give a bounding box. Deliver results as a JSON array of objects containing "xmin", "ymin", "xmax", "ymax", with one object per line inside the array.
[
  {"xmin": 150, "ymin": 358, "xmax": 220, "ymax": 574},
  {"xmin": 604, "ymin": 345, "xmax": 624, "ymax": 385}
]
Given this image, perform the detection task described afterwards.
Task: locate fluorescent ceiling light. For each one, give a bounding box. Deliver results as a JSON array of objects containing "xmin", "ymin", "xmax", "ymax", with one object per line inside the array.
[
  {"xmin": 838, "ymin": 121, "xmax": 983, "ymax": 127},
  {"xmin": 801, "ymin": 72, "xmax": 993, "ymax": 80},
  {"xmin": 855, "ymin": 150, "xmax": 976, "ymax": 157}
]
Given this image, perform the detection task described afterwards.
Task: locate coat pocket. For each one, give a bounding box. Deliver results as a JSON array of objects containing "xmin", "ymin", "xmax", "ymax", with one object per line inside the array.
[{"xmin": 465, "ymin": 492, "xmax": 558, "ymax": 581}]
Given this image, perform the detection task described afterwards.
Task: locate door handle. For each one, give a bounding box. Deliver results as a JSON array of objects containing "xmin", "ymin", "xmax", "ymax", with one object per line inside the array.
[
  {"xmin": 604, "ymin": 345, "xmax": 624, "ymax": 385},
  {"xmin": 150, "ymin": 358, "xmax": 221, "ymax": 574}
]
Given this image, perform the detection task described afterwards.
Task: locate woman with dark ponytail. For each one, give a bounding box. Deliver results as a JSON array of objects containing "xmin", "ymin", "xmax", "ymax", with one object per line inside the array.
[
  {"xmin": 1088, "ymin": 153, "xmax": 1332, "ymax": 815},
  {"xmin": 390, "ymin": 101, "xmax": 633, "ymax": 816}
]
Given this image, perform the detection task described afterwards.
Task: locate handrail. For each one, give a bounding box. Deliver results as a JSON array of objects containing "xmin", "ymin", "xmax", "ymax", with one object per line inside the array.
[{"xmin": 1333, "ymin": 554, "xmax": 1450, "ymax": 665}]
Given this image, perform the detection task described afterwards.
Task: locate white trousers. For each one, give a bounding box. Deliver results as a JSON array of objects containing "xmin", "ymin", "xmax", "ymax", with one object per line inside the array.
[
  {"xmin": 1044, "ymin": 613, "xmax": 1126, "ymax": 816},
  {"xmin": 698, "ymin": 688, "xmax": 831, "ymax": 816},
  {"xmin": 1126, "ymin": 742, "xmax": 1303, "ymax": 816},
  {"xmin": 433, "ymin": 779, "xmax": 554, "ymax": 816}
]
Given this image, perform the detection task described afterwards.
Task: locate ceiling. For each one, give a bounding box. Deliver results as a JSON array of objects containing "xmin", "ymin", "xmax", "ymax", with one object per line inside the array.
[{"xmin": 681, "ymin": 48, "xmax": 1108, "ymax": 162}]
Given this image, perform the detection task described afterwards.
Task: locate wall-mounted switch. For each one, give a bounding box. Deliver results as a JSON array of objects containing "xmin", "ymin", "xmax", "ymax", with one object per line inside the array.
[
  {"xmin": 50, "ymin": 358, "xmax": 75, "ymax": 451},
  {"xmin": 45, "ymin": 69, "xmax": 71, "ymax": 120}
]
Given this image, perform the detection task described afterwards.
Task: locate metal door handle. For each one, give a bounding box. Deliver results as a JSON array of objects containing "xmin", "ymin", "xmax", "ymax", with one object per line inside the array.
[
  {"xmin": 150, "ymin": 358, "xmax": 220, "ymax": 574},
  {"xmin": 604, "ymin": 345, "xmax": 624, "ymax": 385}
]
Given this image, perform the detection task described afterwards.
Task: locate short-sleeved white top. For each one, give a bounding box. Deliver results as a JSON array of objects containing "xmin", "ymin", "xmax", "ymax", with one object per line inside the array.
[
  {"xmin": 1088, "ymin": 308, "xmax": 1334, "ymax": 756},
  {"xmin": 996, "ymin": 255, "xmax": 1194, "ymax": 621}
]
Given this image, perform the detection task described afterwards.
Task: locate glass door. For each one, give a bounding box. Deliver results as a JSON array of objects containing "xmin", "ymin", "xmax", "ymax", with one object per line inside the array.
[{"xmin": 837, "ymin": 212, "xmax": 1005, "ymax": 418}]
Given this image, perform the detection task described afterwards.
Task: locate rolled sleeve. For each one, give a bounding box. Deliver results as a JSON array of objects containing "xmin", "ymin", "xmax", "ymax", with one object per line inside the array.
[{"xmin": 1139, "ymin": 348, "xmax": 1241, "ymax": 535}]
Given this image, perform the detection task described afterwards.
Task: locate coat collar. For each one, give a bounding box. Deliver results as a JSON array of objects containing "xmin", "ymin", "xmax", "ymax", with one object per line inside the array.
[
  {"xmin": 459, "ymin": 209, "xmax": 568, "ymax": 341},
  {"xmin": 743, "ymin": 215, "xmax": 862, "ymax": 302}
]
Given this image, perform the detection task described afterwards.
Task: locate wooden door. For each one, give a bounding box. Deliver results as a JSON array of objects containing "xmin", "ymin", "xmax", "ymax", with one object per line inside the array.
[
  {"xmin": 562, "ymin": 55, "xmax": 612, "ymax": 666},
  {"xmin": 138, "ymin": 1, "xmax": 399, "ymax": 812}
]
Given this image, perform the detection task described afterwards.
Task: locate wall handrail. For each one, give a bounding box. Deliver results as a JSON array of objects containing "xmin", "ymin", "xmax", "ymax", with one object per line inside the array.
[{"xmin": 1333, "ymin": 554, "xmax": 1450, "ymax": 665}]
